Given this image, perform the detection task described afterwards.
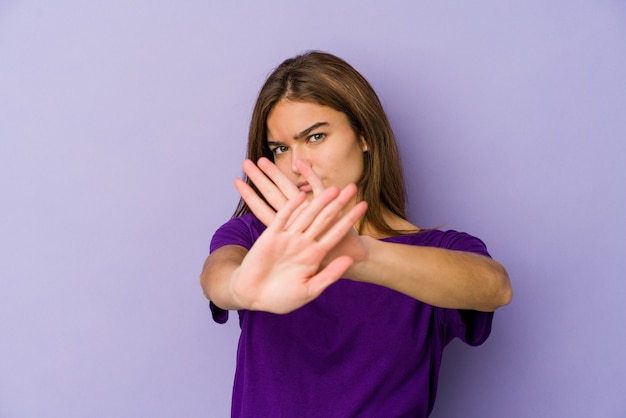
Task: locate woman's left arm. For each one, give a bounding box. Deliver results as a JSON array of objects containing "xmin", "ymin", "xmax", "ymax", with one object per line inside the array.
[
  {"xmin": 346, "ymin": 236, "xmax": 512, "ymax": 312},
  {"xmin": 238, "ymin": 157, "xmax": 512, "ymax": 312}
]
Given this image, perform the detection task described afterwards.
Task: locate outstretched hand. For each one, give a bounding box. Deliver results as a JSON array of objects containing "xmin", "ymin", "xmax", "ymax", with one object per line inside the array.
[
  {"xmin": 235, "ymin": 157, "xmax": 317, "ymax": 225},
  {"xmin": 229, "ymin": 177, "xmax": 368, "ymax": 313},
  {"xmin": 235, "ymin": 157, "xmax": 368, "ymax": 262}
]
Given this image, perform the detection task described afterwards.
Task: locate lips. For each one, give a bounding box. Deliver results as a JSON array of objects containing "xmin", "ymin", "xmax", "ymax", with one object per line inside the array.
[{"xmin": 297, "ymin": 182, "xmax": 313, "ymax": 193}]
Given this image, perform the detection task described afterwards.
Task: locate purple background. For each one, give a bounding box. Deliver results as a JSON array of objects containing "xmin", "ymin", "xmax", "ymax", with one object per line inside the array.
[{"xmin": 1, "ymin": 1, "xmax": 625, "ymax": 417}]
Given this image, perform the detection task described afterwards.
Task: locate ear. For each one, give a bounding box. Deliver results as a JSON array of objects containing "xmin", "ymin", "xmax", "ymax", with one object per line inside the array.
[{"xmin": 359, "ymin": 136, "xmax": 369, "ymax": 152}]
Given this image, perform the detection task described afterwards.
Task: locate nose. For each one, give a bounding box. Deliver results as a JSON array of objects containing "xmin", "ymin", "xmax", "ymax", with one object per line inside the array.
[{"xmin": 290, "ymin": 148, "xmax": 310, "ymax": 174}]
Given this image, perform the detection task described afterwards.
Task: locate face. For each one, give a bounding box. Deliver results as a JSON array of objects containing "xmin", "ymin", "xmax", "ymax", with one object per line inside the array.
[{"xmin": 266, "ymin": 99, "xmax": 368, "ymax": 198}]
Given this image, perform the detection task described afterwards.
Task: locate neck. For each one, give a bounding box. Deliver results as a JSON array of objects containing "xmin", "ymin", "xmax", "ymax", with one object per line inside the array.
[{"xmin": 357, "ymin": 209, "xmax": 419, "ymax": 239}]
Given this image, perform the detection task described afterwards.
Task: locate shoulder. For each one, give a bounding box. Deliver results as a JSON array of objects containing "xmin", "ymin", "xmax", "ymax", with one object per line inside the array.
[
  {"xmin": 209, "ymin": 214, "xmax": 266, "ymax": 253},
  {"xmin": 384, "ymin": 229, "xmax": 491, "ymax": 257}
]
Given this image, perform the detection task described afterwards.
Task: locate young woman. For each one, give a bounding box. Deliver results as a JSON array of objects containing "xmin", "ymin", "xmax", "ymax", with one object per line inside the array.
[{"xmin": 201, "ymin": 51, "xmax": 512, "ymax": 417}]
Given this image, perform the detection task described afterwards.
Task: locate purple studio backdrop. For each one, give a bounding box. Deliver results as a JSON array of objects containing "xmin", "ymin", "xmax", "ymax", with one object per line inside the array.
[{"xmin": 1, "ymin": 1, "xmax": 625, "ymax": 417}]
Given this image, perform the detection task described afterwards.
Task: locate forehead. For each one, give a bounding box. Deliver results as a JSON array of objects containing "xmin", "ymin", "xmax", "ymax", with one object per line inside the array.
[{"xmin": 266, "ymin": 100, "xmax": 347, "ymax": 134}]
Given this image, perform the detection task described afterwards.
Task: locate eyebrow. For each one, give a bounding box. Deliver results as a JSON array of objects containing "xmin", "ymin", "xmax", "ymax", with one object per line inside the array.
[{"xmin": 294, "ymin": 122, "xmax": 329, "ymax": 140}]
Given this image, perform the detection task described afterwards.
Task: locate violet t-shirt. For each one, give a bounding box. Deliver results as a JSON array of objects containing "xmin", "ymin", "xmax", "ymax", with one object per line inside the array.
[{"xmin": 209, "ymin": 214, "xmax": 493, "ymax": 418}]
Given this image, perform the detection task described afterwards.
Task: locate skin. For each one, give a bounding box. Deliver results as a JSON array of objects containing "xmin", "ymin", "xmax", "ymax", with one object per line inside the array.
[
  {"xmin": 201, "ymin": 100, "xmax": 512, "ymax": 314},
  {"xmin": 266, "ymin": 100, "xmax": 367, "ymax": 205}
]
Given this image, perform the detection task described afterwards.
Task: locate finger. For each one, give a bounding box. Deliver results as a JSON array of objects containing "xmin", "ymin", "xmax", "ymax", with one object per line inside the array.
[
  {"xmin": 305, "ymin": 255, "xmax": 353, "ymax": 299},
  {"xmin": 257, "ymin": 157, "xmax": 300, "ymax": 199},
  {"xmin": 317, "ymin": 200, "xmax": 368, "ymax": 249},
  {"xmin": 295, "ymin": 159, "xmax": 325, "ymax": 196},
  {"xmin": 283, "ymin": 201, "xmax": 308, "ymax": 229},
  {"xmin": 287, "ymin": 186, "xmax": 340, "ymax": 233},
  {"xmin": 234, "ymin": 178, "xmax": 276, "ymax": 226},
  {"xmin": 242, "ymin": 159, "xmax": 288, "ymax": 211},
  {"xmin": 303, "ymin": 183, "xmax": 359, "ymax": 239},
  {"xmin": 270, "ymin": 191, "xmax": 307, "ymax": 231}
]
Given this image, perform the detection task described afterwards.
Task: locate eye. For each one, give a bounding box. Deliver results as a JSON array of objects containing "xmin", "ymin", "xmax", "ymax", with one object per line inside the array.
[
  {"xmin": 307, "ymin": 133, "xmax": 325, "ymax": 143},
  {"xmin": 271, "ymin": 145, "xmax": 289, "ymax": 156}
]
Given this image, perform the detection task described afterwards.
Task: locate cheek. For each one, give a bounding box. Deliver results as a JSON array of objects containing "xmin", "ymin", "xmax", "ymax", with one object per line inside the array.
[
  {"xmin": 274, "ymin": 158, "xmax": 295, "ymax": 177},
  {"xmin": 327, "ymin": 152, "xmax": 364, "ymax": 182}
]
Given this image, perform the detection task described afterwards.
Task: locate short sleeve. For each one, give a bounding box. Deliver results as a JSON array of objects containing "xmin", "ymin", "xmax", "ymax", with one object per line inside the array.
[
  {"xmin": 210, "ymin": 214, "xmax": 261, "ymax": 253},
  {"xmin": 439, "ymin": 308, "xmax": 493, "ymax": 346},
  {"xmin": 434, "ymin": 230, "xmax": 494, "ymax": 346}
]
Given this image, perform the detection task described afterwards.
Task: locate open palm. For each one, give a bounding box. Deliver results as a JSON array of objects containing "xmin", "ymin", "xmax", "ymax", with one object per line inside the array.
[{"xmin": 230, "ymin": 179, "xmax": 367, "ymax": 313}]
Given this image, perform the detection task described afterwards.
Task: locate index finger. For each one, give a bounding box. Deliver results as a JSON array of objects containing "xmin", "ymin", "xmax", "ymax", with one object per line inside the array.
[
  {"xmin": 235, "ymin": 177, "xmax": 276, "ymax": 226},
  {"xmin": 295, "ymin": 159, "xmax": 326, "ymax": 196},
  {"xmin": 242, "ymin": 159, "xmax": 289, "ymax": 211},
  {"xmin": 257, "ymin": 157, "xmax": 300, "ymax": 199}
]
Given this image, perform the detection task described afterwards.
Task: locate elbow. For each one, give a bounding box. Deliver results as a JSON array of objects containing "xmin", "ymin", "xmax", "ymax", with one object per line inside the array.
[
  {"xmin": 199, "ymin": 259, "xmax": 218, "ymax": 302},
  {"xmin": 489, "ymin": 263, "xmax": 512, "ymax": 311},
  {"xmin": 496, "ymin": 280, "xmax": 513, "ymax": 310},
  {"xmin": 200, "ymin": 272, "xmax": 212, "ymax": 301},
  {"xmin": 472, "ymin": 260, "xmax": 512, "ymax": 312}
]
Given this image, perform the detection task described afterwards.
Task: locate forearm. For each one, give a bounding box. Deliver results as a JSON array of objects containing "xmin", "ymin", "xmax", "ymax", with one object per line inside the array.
[
  {"xmin": 345, "ymin": 236, "xmax": 512, "ymax": 312},
  {"xmin": 200, "ymin": 245, "xmax": 248, "ymax": 311}
]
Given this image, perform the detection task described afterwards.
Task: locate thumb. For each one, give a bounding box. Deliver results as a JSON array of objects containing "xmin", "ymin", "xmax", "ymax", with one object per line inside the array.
[{"xmin": 305, "ymin": 256, "xmax": 353, "ymax": 300}]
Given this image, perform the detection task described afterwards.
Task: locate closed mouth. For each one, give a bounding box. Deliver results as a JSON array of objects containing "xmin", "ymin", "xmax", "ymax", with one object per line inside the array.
[{"xmin": 297, "ymin": 182, "xmax": 313, "ymax": 193}]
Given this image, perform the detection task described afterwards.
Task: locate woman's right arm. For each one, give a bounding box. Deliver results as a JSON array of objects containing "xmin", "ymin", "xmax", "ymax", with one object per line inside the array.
[
  {"xmin": 200, "ymin": 244, "xmax": 248, "ymax": 311},
  {"xmin": 200, "ymin": 183, "xmax": 367, "ymax": 314}
]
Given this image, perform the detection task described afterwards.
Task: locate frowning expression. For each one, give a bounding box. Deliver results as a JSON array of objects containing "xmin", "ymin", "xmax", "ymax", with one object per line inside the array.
[{"xmin": 266, "ymin": 99, "xmax": 368, "ymax": 196}]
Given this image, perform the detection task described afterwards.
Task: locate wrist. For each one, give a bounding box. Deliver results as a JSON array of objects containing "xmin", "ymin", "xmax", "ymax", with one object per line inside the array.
[{"xmin": 343, "ymin": 235, "xmax": 374, "ymax": 281}]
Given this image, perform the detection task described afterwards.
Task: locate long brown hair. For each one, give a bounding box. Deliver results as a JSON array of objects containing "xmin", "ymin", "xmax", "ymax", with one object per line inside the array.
[{"xmin": 234, "ymin": 51, "xmax": 411, "ymax": 236}]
